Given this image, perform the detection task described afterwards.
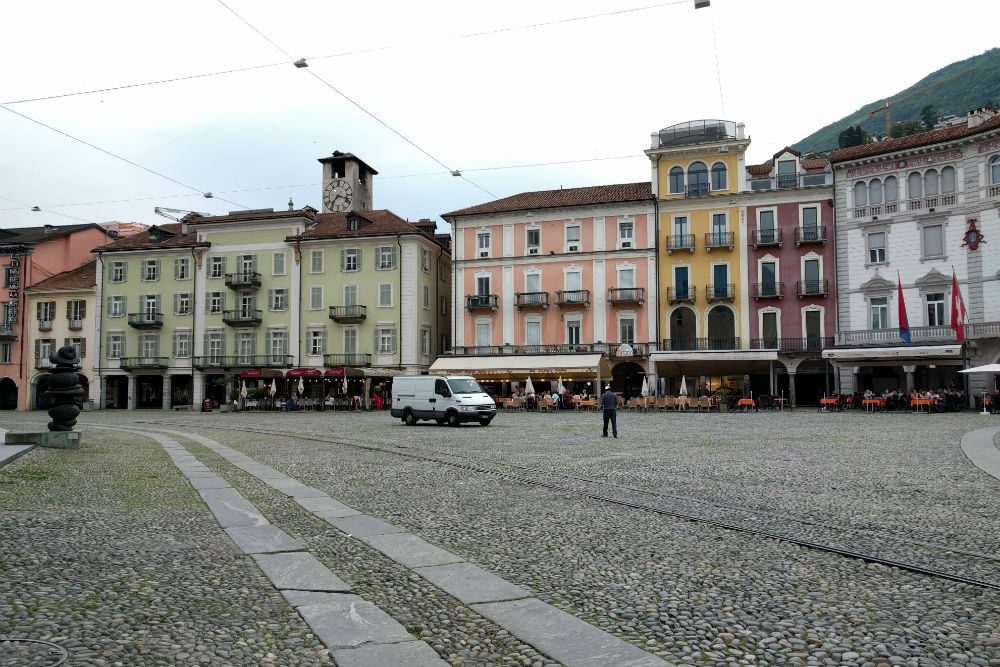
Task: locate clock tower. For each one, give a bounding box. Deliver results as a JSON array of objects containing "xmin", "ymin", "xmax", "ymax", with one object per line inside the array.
[{"xmin": 318, "ymin": 151, "xmax": 378, "ymax": 213}]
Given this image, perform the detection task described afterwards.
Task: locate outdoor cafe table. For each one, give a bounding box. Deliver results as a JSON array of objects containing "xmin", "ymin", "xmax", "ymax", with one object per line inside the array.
[
  {"xmin": 862, "ymin": 397, "xmax": 885, "ymax": 413},
  {"xmin": 911, "ymin": 397, "xmax": 936, "ymax": 413},
  {"xmin": 772, "ymin": 396, "xmax": 788, "ymax": 410},
  {"xmin": 737, "ymin": 398, "xmax": 755, "ymax": 412},
  {"xmin": 676, "ymin": 396, "xmax": 691, "ymax": 411},
  {"xmin": 819, "ymin": 397, "xmax": 839, "ymax": 411}
]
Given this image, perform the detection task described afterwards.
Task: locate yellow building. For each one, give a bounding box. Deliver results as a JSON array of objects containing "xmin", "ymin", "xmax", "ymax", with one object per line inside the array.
[{"xmin": 646, "ymin": 120, "xmax": 772, "ymax": 396}]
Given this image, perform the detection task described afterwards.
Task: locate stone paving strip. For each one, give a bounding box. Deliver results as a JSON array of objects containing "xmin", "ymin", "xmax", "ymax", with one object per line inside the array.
[
  {"xmin": 961, "ymin": 426, "xmax": 1000, "ymax": 481},
  {"xmin": 148, "ymin": 426, "xmax": 674, "ymax": 667},
  {"xmin": 130, "ymin": 428, "xmax": 449, "ymax": 667}
]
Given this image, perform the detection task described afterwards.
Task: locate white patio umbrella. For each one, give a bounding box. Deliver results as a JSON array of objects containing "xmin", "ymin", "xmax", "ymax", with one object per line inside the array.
[
  {"xmin": 959, "ymin": 364, "xmax": 1000, "ymax": 373},
  {"xmin": 239, "ymin": 380, "xmax": 247, "ymax": 409},
  {"xmin": 297, "ymin": 376, "xmax": 305, "ymax": 396},
  {"xmin": 679, "ymin": 375, "xmax": 688, "ymax": 396},
  {"xmin": 269, "ymin": 380, "xmax": 277, "ymax": 398},
  {"xmin": 342, "ymin": 376, "xmax": 348, "ymax": 395},
  {"xmin": 557, "ymin": 377, "xmax": 565, "ymax": 394},
  {"xmin": 640, "ymin": 376, "xmax": 649, "ymax": 398},
  {"xmin": 525, "ymin": 376, "xmax": 535, "ymax": 395}
]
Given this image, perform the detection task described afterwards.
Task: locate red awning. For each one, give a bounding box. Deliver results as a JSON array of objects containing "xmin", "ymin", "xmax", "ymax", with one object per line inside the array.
[
  {"xmin": 286, "ymin": 368, "xmax": 323, "ymax": 378},
  {"xmin": 324, "ymin": 367, "xmax": 345, "ymax": 378},
  {"xmin": 240, "ymin": 368, "xmax": 284, "ymax": 379}
]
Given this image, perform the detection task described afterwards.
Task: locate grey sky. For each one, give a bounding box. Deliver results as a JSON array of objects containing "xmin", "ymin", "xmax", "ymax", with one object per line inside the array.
[{"xmin": 1, "ymin": 0, "xmax": 997, "ymax": 231}]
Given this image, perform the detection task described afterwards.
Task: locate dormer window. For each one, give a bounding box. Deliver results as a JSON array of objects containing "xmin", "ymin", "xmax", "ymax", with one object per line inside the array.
[
  {"xmin": 777, "ymin": 160, "xmax": 797, "ymax": 188},
  {"xmin": 348, "ymin": 215, "xmax": 359, "ymax": 231}
]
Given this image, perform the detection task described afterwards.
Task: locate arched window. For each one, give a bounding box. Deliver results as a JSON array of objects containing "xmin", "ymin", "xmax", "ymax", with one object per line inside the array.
[
  {"xmin": 925, "ymin": 169, "xmax": 939, "ymax": 196},
  {"xmin": 991, "ymin": 156, "xmax": 1000, "ymax": 185},
  {"xmin": 711, "ymin": 162, "xmax": 728, "ymax": 191},
  {"xmin": 854, "ymin": 181, "xmax": 868, "ymax": 207},
  {"xmin": 941, "ymin": 166, "xmax": 956, "ymax": 194},
  {"xmin": 669, "ymin": 166, "xmax": 684, "ymax": 194},
  {"xmin": 688, "ymin": 162, "xmax": 708, "ymax": 196},
  {"xmin": 669, "ymin": 307, "xmax": 697, "ymax": 351},
  {"xmin": 884, "ymin": 176, "xmax": 898, "ymax": 202},
  {"xmin": 907, "ymin": 172, "xmax": 923, "ymax": 199},
  {"xmin": 869, "ymin": 178, "xmax": 883, "ymax": 205},
  {"xmin": 707, "ymin": 306, "xmax": 736, "ymax": 350}
]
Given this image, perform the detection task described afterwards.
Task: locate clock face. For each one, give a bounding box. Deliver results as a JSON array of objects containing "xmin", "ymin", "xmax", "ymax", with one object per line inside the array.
[{"xmin": 323, "ymin": 179, "xmax": 353, "ymax": 212}]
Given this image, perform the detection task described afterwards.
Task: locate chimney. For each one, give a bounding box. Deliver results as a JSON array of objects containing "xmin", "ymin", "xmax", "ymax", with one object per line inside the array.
[
  {"xmin": 650, "ymin": 132, "xmax": 659, "ymax": 149},
  {"xmin": 967, "ymin": 106, "xmax": 996, "ymax": 129},
  {"xmin": 288, "ymin": 197, "xmax": 294, "ymax": 211},
  {"xmin": 413, "ymin": 218, "xmax": 437, "ymax": 238},
  {"xmin": 736, "ymin": 122, "xmax": 746, "ymax": 140},
  {"xmin": 43, "ymin": 224, "xmax": 55, "ymax": 234}
]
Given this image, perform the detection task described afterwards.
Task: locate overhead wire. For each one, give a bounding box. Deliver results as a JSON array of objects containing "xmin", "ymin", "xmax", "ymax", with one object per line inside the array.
[
  {"xmin": 210, "ymin": 0, "xmax": 499, "ymax": 199},
  {"xmin": 0, "ymin": 104, "xmax": 247, "ymax": 210},
  {"xmin": 1, "ymin": 1, "xmax": 692, "ymax": 107},
  {"xmin": 709, "ymin": 11, "xmax": 727, "ymax": 119},
  {"xmin": 0, "ymin": 192, "xmax": 97, "ymax": 224}
]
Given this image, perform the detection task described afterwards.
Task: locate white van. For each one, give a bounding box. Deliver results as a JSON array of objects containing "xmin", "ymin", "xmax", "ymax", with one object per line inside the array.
[{"xmin": 391, "ymin": 375, "xmax": 496, "ymax": 427}]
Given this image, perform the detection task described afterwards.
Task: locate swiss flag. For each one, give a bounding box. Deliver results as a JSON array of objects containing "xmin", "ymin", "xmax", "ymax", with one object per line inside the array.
[{"xmin": 951, "ymin": 270, "xmax": 967, "ymax": 343}]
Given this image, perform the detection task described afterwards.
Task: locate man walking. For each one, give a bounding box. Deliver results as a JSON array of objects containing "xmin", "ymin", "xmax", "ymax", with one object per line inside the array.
[{"xmin": 601, "ymin": 384, "xmax": 618, "ymax": 438}]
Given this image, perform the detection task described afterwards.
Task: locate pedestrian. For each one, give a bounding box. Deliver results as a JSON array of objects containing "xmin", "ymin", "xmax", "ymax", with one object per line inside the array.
[{"xmin": 601, "ymin": 384, "xmax": 618, "ymax": 438}]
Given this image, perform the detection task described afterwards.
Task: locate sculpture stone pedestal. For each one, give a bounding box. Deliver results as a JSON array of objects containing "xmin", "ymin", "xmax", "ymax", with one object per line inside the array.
[{"xmin": 5, "ymin": 431, "xmax": 81, "ymax": 449}]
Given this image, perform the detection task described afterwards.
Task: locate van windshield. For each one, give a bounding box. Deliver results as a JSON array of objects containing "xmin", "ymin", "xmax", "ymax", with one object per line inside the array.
[{"xmin": 447, "ymin": 378, "xmax": 484, "ymax": 394}]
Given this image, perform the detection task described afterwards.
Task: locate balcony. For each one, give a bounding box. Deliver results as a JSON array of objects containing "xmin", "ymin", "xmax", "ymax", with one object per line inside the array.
[
  {"xmin": 608, "ymin": 287, "xmax": 644, "ymax": 305},
  {"xmin": 752, "ymin": 282, "xmax": 783, "ymax": 299},
  {"xmin": 659, "ymin": 337, "xmax": 740, "ymax": 351},
  {"xmin": 225, "ymin": 272, "xmax": 262, "ymax": 289},
  {"xmin": 705, "ymin": 232, "xmax": 735, "ymax": 251},
  {"xmin": 120, "ymin": 356, "xmax": 169, "ymax": 370},
  {"xmin": 666, "ymin": 286, "xmax": 696, "ymax": 304},
  {"xmin": 597, "ymin": 342, "xmax": 650, "ymax": 359},
  {"xmin": 324, "ymin": 353, "xmax": 373, "ymax": 367},
  {"xmin": 795, "ymin": 225, "xmax": 827, "ymax": 246},
  {"xmin": 222, "ymin": 309, "xmax": 262, "ymax": 327},
  {"xmin": 466, "ymin": 294, "xmax": 498, "ymax": 311},
  {"xmin": 0, "ymin": 326, "xmax": 17, "ymax": 340},
  {"xmin": 750, "ymin": 337, "xmax": 833, "ymax": 353},
  {"xmin": 556, "ymin": 290, "xmax": 590, "ymax": 308},
  {"xmin": 665, "ymin": 234, "xmax": 695, "ymax": 254},
  {"xmin": 35, "ymin": 357, "xmax": 53, "ymax": 370},
  {"xmin": 448, "ymin": 344, "xmax": 598, "ymax": 356},
  {"xmin": 515, "ymin": 292, "xmax": 549, "ymax": 309},
  {"xmin": 852, "ymin": 202, "xmax": 900, "ymax": 220},
  {"xmin": 796, "ymin": 279, "xmax": 829, "ymax": 297},
  {"xmin": 752, "ymin": 229, "xmax": 782, "ymax": 248},
  {"xmin": 749, "ymin": 173, "xmax": 831, "ymax": 191},
  {"xmin": 192, "ymin": 354, "xmax": 293, "ymax": 369},
  {"xmin": 907, "ymin": 193, "xmax": 957, "ymax": 213},
  {"xmin": 329, "ymin": 305, "xmax": 367, "ymax": 323},
  {"xmin": 68, "ymin": 318, "xmax": 84, "ymax": 331},
  {"xmin": 835, "ymin": 325, "xmax": 959, "ymax": 347},
  {"xmin": 706, "ymin": 283, "xmax": 735, "ymax": 302},
  {"xmin": 685, "ymin": 183, "xmax": 710, "ymax": 198},
  {"xmin": 38, "ymin": 319, "xmax": 53, "ymax": 332},
  {"xmin": 128, "ymin": 312, "xmax": 163, "ymax": 329},
  {"xmin": 988, "ymin": 184, "xmax": 1000, "ymax": 200}
]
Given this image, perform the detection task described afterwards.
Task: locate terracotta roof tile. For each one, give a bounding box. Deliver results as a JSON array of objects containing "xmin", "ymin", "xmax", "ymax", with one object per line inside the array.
[
  {"xmin": 188, "ymin": 209, "xmax": 316, "ymax": 225},
  {"xmin": 746, "ymin": 164, "xmax": 772, "ymax": 176},
  {"xmin": 95, "ymin": 223, "xmax": 204, "ymax": 252},
  {"xmin": 773, "ymin": 146, "xmax": 800, "ymax": 158},
  {"xmin": 801, "ymin": 158, "xmax": 830, "ymax": 170},
  {"xmin": 293, "ymin": 210, "xmax": 443, "ymax": 243},
  {"xmin": 443, "ymin": 182, "xmax": 653, "ymax": 217},
  {"xmin": 831, "ymin": 114, "xmax": 1000, "ymax": 162},
  {"xmin": 26, "ymin": 260, "xmax": 96, "ymax": 291},
  {"xmin": 0, "ymin": 223, "xmax": 106, "ymax": 245}
]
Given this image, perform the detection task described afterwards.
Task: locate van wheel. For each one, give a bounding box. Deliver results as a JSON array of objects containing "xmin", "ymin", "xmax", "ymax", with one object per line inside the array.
[
  {"xmin": 478, "ymin": 417, "xmax": 492, "ymax": 427},
  {"xmin": 446, "ymin": 410, "xmax": 461, "ymax": 427},
  {"xmin": 404, "ymin": 410, "xmax": 417, "ymax": 426}
]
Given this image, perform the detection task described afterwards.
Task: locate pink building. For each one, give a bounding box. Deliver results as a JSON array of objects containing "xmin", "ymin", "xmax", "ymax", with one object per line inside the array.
[
  {"xmin": 435, "ymin": 183, "xmax": 656, "ymax": 398},
  {"xmin": 744, "ymin": 149, "xmax": 836, "ymax": 401},
  {"xmin": 1, "ymin": 223, "xmax": 113, "ymax": 410}
]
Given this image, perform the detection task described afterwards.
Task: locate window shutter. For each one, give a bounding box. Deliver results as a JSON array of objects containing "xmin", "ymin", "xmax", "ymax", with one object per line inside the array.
[
  {"xmin": 267, "ymin": 289, "xmax": 274, "ymax": 311},
  {"xmin": 80, "ymin": 339, "xmax": 86, "ymax": 358},
  {"xmin": 356, "ymin": 251, "xmax": 361, "ymax": 272},
  {"xmin": 36, "ymin": 302, "xmax": 42, "ymax": 319},
  {"xmin": 79, "ymin": 301, "xmax": 86, "ymax": 318},
  {"xmin": 64, "ymin": 337, "xmax": 70, "ymax": 347},
  {"xmin": 153, "ymin": 259, "xmax": 160, "ymax": 280},
  {"xmin": 340, "ymin": 249, "xmax": 346, "ymax": 271},
  {"xmin": 172, "ymin": 333, "xmax": 178, "ymax": 358},
  {"xmin": 173, "ymin": 294, "xmax": 180, "ymax": 315},
  {"xmin": 392, "ymin": 246, "xmax": 398, "ymax": 269},
  {"xmin": 35, "ymin": 339, "xmax": 40, "ymax": 360},
  {"xmin": 107, "ymin": 296, "xmax": 113, "ymax": 314},
  {"xmin": 66, "ymin": 302, "xmax": 72, "ymax": 318},
  {"xmin": 205, "ymin": 294, "xmax": 212, "ymax": 312},
  {"xmin": 122, "ymin": 262, "xmax": 127, "ymax": 282}
]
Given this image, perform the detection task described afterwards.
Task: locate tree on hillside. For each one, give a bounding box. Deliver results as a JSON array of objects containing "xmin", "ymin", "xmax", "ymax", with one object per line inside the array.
[
  {"xmin": 838, "ymin": 125, "xmax": 871, "ymax": 148},
  {"xmin": 890, "ymin": 120, "xmax": 925, "ymax": 138},
  {"xmin": 921, "ymin": 105, "xmax": 938, "ymax": 130}
]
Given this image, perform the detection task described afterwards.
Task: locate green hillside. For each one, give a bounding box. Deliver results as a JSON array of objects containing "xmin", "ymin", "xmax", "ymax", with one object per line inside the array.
[{"xmin": 794, "ymin": 48, "xmax": 1000, "ymax": 154}]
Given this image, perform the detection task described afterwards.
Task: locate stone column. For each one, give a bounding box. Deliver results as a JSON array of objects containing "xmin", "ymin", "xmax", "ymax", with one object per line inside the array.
[
  {"xmin": 903, "ymin": 365, "xmax": 916, "ymax": 392},
  {"xmin": 788, "ymin": 370, "xmax": 798, "ymax": 408},
  {"xmin": 162, "ymin": 375, "xmax": 171, "ymax": 410},
  {"xmin": 192, "ymin": 370, "xmax": 204, "ymax": 407},
  {"xmin": 127, "ymin": 374, "xmax": 136, "ymax": 410}
]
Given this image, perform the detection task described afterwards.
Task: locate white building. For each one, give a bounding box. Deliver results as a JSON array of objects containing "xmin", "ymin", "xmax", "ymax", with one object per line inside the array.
[{"xmin": 827, "ymin": 107, "xmax": 1000, "ymax": 399}]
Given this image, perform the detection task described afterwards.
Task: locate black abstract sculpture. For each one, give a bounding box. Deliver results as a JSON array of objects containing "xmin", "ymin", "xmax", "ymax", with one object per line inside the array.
[{"xmin": 45, "ymin": 345, "xmax": 83, "ymax": 432}]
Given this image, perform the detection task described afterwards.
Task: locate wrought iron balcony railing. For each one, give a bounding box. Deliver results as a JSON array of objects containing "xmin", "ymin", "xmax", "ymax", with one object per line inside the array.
[
  {"xmin": 705, "ymin": 232, "xmax": 735, "ymax": 250},
  {"xmin": 659, "ymin": 337, "xmax": 740, "ymax": 351},
  {"xmin": 324, "ymin": 353, "xmax": 373, "ymax": 367},
  {"xmin": 750, "ymin": 337, "xmax": 833, "ymax": 352},
  {"xmin": 224, "ymin": 272, "xmax": 262, "ymax": 289},
  {"xmin": 515, "ymin": 292, "xmax": 549, "ymax": 308},
  {"xmin": 795, "ymin": 225, "xmax": 827, "ymax": 245},
  {"xmin": 607, "ymin": 287, "xmax": 644, "ymax": 305},
  {"xmin": 685, "ymin": 183, "xmax": 710, "ymax": 198},
  {"xmin": 127, "ymin": 312, "xmax": 163, "ymax": 329},
  {"xmin": 666, "ymin": 286, "xmax": 696, "ymax": 304},
  {"xmin": 752, "ymin": 282, "xmax": 783, "ymax": 299},
  {"xmin": 796, "ymin": 279, "xmax": 829, "ymax": 297},
  {"xmin": 192, "ymin": 354, "xmax": 293, "ymax": 369},
  {"xmin": 555, "ymin": 290, "xmax": 590, "ymax": 307},
  {"xmin": 466, "ymin": 294, "xmax": 498, "ymax": 311},
  {"xmin": 706, "ymin": 283, "xmax": 735, "ymax": 301},
  {"xmin": 665, "ymin": 234, "xmax": 695, "ymax": 253},
  {"xmin": 752, "ymin": 229, "xmax": 782, "ymax": 247},
  {"xmin": 222, "ymin": 309, "xmax": 263, "ymax": 326},
  {"xmin": 120, "ymin": 356, "xmax": 169, "ymax": 370}
]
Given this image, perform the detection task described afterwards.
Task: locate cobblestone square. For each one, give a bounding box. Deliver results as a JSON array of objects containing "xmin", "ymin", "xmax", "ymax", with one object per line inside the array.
[{"xmin": 2, "ymin": 409, "xmax": 999, "ymax": 667}]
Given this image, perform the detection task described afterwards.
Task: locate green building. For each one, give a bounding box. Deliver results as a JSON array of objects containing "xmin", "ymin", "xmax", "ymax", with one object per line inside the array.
[{"xmin": 93, "ymin": 152, "xmax": 451, "ymax": 409}]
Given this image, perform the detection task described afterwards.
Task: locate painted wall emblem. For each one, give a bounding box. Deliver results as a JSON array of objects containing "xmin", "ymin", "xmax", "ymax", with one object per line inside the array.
[{"xmin": 962, "ymin": 218, "xmax": 986, "ymax": 251}]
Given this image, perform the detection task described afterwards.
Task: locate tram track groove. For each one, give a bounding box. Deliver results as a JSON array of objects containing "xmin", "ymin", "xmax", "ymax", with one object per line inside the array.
[{"xmin": 137, "ymin": 420, "xmax": 1000, "ymax": 591}]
